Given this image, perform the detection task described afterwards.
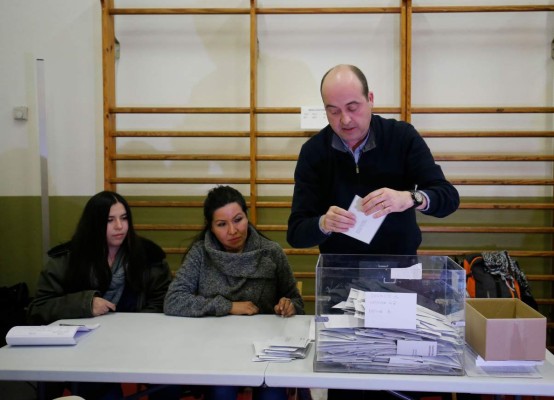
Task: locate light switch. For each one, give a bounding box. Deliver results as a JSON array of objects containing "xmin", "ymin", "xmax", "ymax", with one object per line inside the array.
[{"xmin": 13, "ymin": 106, "xmax": 29, "ymax": 121}]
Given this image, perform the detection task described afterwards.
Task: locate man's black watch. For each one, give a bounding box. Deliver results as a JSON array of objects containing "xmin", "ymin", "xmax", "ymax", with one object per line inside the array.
[{"xmin": 410, "ymin": 190, "xmax": 424, "ymax": 209}]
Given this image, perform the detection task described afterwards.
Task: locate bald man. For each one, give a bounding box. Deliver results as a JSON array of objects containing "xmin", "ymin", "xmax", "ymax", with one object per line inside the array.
[{"xmin": 287, "ymin": 64, "xmax": 459, "ymax": 255}]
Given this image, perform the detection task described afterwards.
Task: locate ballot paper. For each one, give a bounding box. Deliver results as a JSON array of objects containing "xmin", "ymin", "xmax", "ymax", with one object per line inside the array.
[
  {"xmin": 315, "ymin": 288, "xmax": 464, "ymax": 374},
  {"xmin": 6, "ymin": 324, "xmax": 100, "ymax": 346},
  {"xmin": 252, "ymin": 336, "xmax": 312, "ymax": 362},
  {"xmin": 343, "ymin": 195, "xmax": 386, "ymax": 244},
  {"xmin": 475, "ymin": 356, "xmax": 544, "ymax": 367},
  {"xmin": 391, "ymin": 263, "xmax": 422, "ymax": 280},
  {"xmin": 464, "ymin": 347, "xmax": 543, "ymax": 378}
]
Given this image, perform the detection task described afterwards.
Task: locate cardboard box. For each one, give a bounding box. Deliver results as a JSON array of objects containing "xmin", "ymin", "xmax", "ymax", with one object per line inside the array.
[{"xmin": 465, "ymin": 298, "xmax": 546, "ymax": 361}]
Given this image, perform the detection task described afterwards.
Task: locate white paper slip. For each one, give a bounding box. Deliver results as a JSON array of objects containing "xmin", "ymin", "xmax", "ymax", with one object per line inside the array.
[
  {"xmin": 343, "ymin": 195, "xmax": 386, "ymax": 244},
  {"xmin": 268, "ymin": 336, "xmax": 311, "ymax": 349},
  {"xmin": 300, "ymin": 106, "xmax": 327, "ymax": 130},
  {"xmin": 475, "ymin": 355, "xmax": 544, "ymax": 367},
  {"xmin": 464, "ymin": 351, "xmax": 542, "ymax": 378},
  {"xmin": 6, "ymin": 324, "xmax": 99, "ymax": 346},
  {"xmin": 388, "ymin": 356, "xmax": 425, "ymax": 366},
  {"xmin": 391, "ymin": 263, "xmax": 422, "ymax": 280},
  {"xmin": 309, "ymin": 317, "xmax": 316, "ymax": 342},
  {"xmin": 332, "ymin": 301, "xmax": 348, "ymax": 309},
  {"xmin": 58, "ymin": 323, "xmax": 100, "ymax": 331},
  {"xmin": 252, "ymin": 355, "xmax": 293, "ymax": 363},
  {"xmin": 322, "ymin": 314, "xmax": 364, "ymax": 329},
  {"xmin": 365, "ymin": 292, "xmax": 417, "ymax": 330},
  {"xmin": 397, "ymin": 339, "xmax": 438, "ymax": 357}
]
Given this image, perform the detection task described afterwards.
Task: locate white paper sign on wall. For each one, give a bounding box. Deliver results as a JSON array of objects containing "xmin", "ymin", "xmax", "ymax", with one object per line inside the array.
[{"xmin": 300, "ymin": 106, "xmax": 327, "ymax": 130}]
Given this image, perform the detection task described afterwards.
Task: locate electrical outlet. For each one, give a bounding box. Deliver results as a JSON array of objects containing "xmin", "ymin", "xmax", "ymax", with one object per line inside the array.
[{"xmin": 13, "ymin": 106, "xmax": 28, "ymax": 121}]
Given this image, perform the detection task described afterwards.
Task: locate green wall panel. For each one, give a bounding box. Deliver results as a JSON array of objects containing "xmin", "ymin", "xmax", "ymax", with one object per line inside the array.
[
  {"xmin": 1, "ymin": 195, "xmax": 551, "ymax": 318},
  {"xmin": 0, "ymin": 196, "xmax": 88, "ymax": 296},
  {"xmin": 0, "ymin": 197, "xmax": 43, "ymax": 295}
]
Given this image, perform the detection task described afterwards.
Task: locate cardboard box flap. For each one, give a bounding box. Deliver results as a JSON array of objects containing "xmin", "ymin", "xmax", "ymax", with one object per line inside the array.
[{"xmin": 468, "ymin": 298, "xmax": 543, "ymax": 319}]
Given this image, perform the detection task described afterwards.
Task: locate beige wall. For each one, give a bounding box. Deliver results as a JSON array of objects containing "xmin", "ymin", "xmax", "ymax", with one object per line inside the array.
[{"xmin": 0, "ymin": 0, "xmax": 552, "ymax": 198}]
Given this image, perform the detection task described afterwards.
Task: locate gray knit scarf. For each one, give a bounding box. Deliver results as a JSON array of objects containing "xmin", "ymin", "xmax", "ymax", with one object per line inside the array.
[{"xmin": 103, "ymin": 251, "xmax": 126, "ymax": 304}]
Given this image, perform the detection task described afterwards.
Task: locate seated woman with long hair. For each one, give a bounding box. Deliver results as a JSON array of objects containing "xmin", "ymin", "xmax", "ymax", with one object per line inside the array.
[
  {"xmin": 27, "ymin": 190, "xmax": 173, "ymax": 399},
  {"xmin": 164, "ymin": 185, "xmax": 304, "ymax": 400}
]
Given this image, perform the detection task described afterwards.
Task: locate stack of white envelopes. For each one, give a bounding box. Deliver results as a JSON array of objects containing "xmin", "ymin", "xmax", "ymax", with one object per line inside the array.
[{"xmin": 252, "ymin": 336, "xmax": 312, "ymax": 362}]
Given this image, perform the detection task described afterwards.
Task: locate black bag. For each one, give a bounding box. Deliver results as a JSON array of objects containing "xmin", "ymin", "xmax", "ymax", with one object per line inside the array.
[
  {"xmin": 0, "ymin": 282, "xmax": 30, "ymax": 346},
  {"xmin": 461, "ymin": 251, "xmax": 538, "ymax": 310}
]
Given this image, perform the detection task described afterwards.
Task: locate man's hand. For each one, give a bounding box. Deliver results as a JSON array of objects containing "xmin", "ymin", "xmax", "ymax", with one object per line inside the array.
[
  {"xmin": 360, "ymin": 188, "xmax": 416, "ymax": 218},
  {"xmin": 320, "ymin": 205, "xmax": 356, "ymax": 233}
]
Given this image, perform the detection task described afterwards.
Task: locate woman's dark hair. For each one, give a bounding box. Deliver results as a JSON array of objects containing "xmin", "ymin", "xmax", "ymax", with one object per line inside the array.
[
  {"xmin": 203, "ymin": 185, "xmax": 248, "ymax": 226},
  {"xmin": 182, "ymin": 185, "xmax": 249, "ymax": 260},
  {"xmin": 64, "ymin": 191, "xmax": 147, "ymax": 293}
]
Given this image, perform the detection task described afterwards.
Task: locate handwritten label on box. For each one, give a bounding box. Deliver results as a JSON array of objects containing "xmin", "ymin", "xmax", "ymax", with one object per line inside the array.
[{"xmin": 364, "ymin": 292, "xmax": 417, "ymax": 330}]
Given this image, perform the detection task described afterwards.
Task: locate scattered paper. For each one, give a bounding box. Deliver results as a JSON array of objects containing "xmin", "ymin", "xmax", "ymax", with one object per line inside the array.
[{"xmin": 315, "ymin": 288, "xmax": 465, "ymax": 374}]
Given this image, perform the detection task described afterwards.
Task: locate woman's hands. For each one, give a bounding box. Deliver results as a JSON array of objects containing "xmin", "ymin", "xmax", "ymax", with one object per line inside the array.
[
  {"xmin": 274, "ymin": 297, "xmax": 296, "ymax": 318},
  {"xmin": 229, "ymin": 299, "xmax": 296, "ymax": 317},
  {"xmin": 92, "ymin": 297, "xmax": 116, "ymax": 316},
  {"xmin": 230, "ymin": 301, "xmax": 259, "ymax": 315}
]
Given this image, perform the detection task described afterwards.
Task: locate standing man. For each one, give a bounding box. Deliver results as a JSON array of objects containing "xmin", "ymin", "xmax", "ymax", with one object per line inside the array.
[{"xmin": 287, "ymin": 64, "xmax": 459, "ymax": 255}]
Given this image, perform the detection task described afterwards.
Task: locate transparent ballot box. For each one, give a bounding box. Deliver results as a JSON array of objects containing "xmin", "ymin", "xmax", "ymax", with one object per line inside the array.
[{"xmin": 314, "ymin": 254, "xmax": 465, "ymax": 375}]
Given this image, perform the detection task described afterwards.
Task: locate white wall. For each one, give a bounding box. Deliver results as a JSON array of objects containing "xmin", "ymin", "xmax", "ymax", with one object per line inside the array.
[
  {"xmin": 1, "ymin": 0, "xmax": 552, "ymax": 197},
  {"xmin": 0, "ymin": 0, "xmax": 102, "ymax": 196}
]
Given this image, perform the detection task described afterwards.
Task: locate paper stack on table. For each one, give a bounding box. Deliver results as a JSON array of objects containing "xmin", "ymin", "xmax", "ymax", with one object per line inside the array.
[
  {"xmin": 6, "ymin": 323, "xmax": 100, "ymax": 346},
  {"xmin": 252, "ymin": 336, "xmax": 312, "ymax": 362},
  {"xmin": 464, "ymin": 347, "xmax": 543, "ymax": 378}
]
